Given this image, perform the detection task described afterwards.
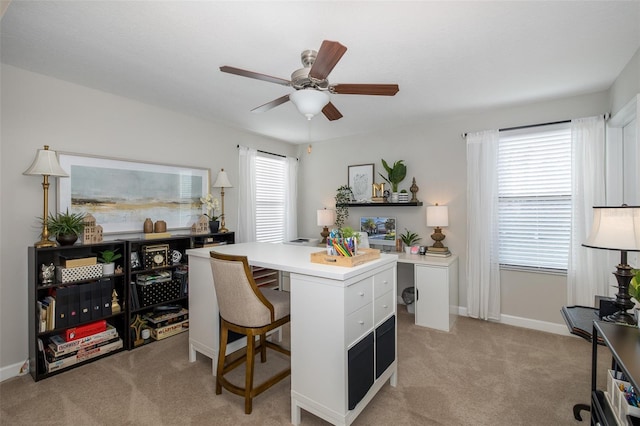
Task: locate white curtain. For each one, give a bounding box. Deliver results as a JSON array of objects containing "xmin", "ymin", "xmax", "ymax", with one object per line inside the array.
[
  {"xmin": 567, "ymin": 116, "xmax": 610, "ymax": 306},
  {"xmin": 284, "ymin": 156, "xmax": 298, "ymax": 242},
  {"xmin": 237, "ymin": 146, "xmax": 257, "ymax": 243},
  {"xmin": 466, "ymin": 130, "xmax": 501, "ymax": 321}
]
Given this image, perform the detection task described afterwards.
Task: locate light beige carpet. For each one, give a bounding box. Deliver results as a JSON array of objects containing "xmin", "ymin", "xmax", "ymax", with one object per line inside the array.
[{"xmin": 1, "ymin": 307, "xmax": 608, "ymax": 425}]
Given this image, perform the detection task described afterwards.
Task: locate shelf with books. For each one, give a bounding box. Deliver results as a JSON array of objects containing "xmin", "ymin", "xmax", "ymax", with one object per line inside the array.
[
  {"xmin": 125, "ymin": 232, "xmax": 234, "ymax": 349},
  {"xmin": 125, "ymin": 236, "xmax": 192, "ymax": 349},
  {"xmin": 28, "ymin": 241, "xmax": 128, "ymax": 381}
]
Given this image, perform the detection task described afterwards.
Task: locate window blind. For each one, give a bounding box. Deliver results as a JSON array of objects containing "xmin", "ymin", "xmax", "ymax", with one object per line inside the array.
[
  {"xmin": 498, "ymin": 124, "xmax": 571, "ymax": 271},
  {"xmin": 255, "ymin": 154, "xmax": 286, "ymax": 243}
]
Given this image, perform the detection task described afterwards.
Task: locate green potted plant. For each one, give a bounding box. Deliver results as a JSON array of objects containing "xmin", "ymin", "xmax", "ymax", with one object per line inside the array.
[
  {"xmin": 45, "ymin": 209, "xmax": 86, "ymax": 246},
  {"xmin": 98, "ymin": 248, "xmax": 122, "ymax": 275},
  {"xmin": 399, "ymin": 228, "xmax": 421, "ymax": 253},
  {"xmin": 398, "ymin": 189, "xmax": 409, "ymax": 203},
  {"xmin": 379, "ymin": 159, "xmax": 407, "ymax": 202},
  {"xmin": 334, "ymin": 185, "xmax": 353, "ymax": 229}
]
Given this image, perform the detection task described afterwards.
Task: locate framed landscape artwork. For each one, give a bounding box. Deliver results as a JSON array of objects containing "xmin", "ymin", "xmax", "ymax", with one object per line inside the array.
[
  {"xmin": 348, "ymin": 163, "xmax": 374, "ymax": 202},
  {"xmin": 57, "ymin": 153, "xmax": 209, "ymax": 234}
]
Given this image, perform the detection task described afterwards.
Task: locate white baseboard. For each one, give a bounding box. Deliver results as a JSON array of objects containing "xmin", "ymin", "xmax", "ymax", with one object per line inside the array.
[
  {"xmin": 0, "ymin": 359, "xmax": 29, "ymax": 383},
  {"xmin": 456, "ymin": 306, "xmax": 572, "ymax": 337}
]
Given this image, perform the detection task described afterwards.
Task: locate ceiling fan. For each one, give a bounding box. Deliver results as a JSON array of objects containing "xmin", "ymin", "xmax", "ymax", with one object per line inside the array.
[{"xmin": 220, "ymin": 40, "xmax": 399, "ymax": 121}]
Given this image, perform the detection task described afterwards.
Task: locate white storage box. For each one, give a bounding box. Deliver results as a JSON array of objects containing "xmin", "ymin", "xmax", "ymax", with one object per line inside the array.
[
  {"xmin": 608, "ymin": 369, "xmax": 640, "ymax": 421},
  {"xmin": 56, "ymin": 264, "xmax": 103, "ymax": 283}
]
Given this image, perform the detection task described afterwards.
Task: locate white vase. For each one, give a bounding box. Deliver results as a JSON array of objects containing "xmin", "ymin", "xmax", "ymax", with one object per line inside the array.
[
  {"xmin": 102, "ymin": 262, "xmax": 115, "ymax": 275},
  {"xmin": 404, "ymin": 246, "xmax": 411, "ymax": 254},
  {"xmin": 391, "ymin": 192, "xmax": 399, "ymax": 203}
]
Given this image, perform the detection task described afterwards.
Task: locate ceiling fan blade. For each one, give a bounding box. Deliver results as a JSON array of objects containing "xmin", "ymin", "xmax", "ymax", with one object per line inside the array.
[
  {"xmin": 322, "ymin": 102, "xmax": 343, "ymax": 121},
  {"xmin": 220, "ymin": 66, "xmax": 291, "ymax": 87},
  {"xmin": 251, "ymin": 94, "xmax": 290, "ymax": 113},
  {"xmin": 309, "ymin": 40, "xmax": 347, "ymax": 81},
  {"xmin": 331, "ymin": 84, "xmax": 399, "ymax": 96}
]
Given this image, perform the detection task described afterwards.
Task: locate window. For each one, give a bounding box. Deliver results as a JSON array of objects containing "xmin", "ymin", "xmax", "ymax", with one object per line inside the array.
[
  {"xmin": 497, "ymin": 123, "xmax": 571, "ymax": 272},
  {"xmin": 255, "ymin": 154, "xmax": 286, "ymax": 243}
]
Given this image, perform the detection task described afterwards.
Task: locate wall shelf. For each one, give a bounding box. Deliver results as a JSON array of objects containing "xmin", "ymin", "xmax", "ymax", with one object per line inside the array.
[{"xmin": 337, "ymin": 201, "xmax": 423, "ymax": 207}]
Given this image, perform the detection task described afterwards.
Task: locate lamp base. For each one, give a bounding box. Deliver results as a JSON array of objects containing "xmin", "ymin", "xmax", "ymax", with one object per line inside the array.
[
  {"xmin": 320, "ymin": 226, "xmax": 329, "ymax": 244},
  {"xmin": 603, "ymin": 310, "xmax": 637, "ymax": 326},
  {"xmin": 34, "ymin": 238, "xmax": 56, "ymax": 248}
]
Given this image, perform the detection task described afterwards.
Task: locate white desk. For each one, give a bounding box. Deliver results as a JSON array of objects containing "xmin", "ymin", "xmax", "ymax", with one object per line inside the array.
[
  {"xmin": 396, "ymin": 253, "xmax": 459, "ymax": 332},
  {"xmin": 186, "ymin": 243, "xmax": 398, "ymax": 426}
]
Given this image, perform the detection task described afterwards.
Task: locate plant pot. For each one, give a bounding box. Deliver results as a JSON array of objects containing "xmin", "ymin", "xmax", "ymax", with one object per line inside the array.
[
  {"xmin": 102, "ymin": 262, "xmax": 115, "ymax": 275},
  {"xmin": 398, "ymin": 192, "xmax": 409, "ymax": 202},
  {"xmin": 404, "ymin": 246, "xmax": 412, "ymax": 254},
  {"xmin": 56, "ymin": 234, "xmax": 78, "ymax": 246},
  {"xmin": 390, "ymin": 192, "xmax": 399, "ymax": 203},
  {"xmin": 209, "ymin": 220, "xmax": 220, "ymax": 234}
]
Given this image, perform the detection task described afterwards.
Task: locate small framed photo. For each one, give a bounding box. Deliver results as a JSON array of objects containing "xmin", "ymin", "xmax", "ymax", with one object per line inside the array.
[
  {"xmin": 130, "ymin": 252, "xmax": 141, "ymax": 270},
  {"xmin": 348, "ymin": 164, "xmax": 374, "ymax": 202}
]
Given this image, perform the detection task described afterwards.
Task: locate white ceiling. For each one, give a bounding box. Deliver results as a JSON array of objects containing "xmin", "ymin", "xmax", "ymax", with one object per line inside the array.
[{"xmin": 1, "ymin": 1, "xmax": 639, "ymax": 144}]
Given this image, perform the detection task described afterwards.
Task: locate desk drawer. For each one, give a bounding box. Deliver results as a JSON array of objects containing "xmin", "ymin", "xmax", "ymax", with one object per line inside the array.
[
  {"xmin": 374, "ymin": 290, "xmax": 395, "ymax": 325},
  {"xmin": 373, "ymin": 268, "xmax": 395, "ymax": 297},
  {"xmin": 346, "ymin": 303, "xmax": 373, "ymax": 346},
  {"xmin": 346, "ymin": 278, "xmax": 373, "ymax": 315}
]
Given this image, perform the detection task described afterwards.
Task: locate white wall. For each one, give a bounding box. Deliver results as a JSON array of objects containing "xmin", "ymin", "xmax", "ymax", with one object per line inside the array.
[
  {"xmin": 0, "ymin": 65, "xmax": 296, "ymax": 379},
  {"xmin": 297, "ymin": 91, "xmax": 610, "ymax": 328}
]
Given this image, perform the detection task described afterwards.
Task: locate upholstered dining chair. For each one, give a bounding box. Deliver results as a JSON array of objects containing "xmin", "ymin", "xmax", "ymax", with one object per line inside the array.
[{"xmin": 209, "ymin": 251, "xmax": 291, "ymax": 414}]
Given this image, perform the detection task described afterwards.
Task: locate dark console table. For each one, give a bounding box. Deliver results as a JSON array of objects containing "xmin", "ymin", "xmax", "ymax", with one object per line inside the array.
[
  {"xmin": 561, "ymin": 306, "xmax": 605, "ymax": 421},
  {"xmin": 591, "ymin": 321, "xmax": 640, "ymax": 426}
]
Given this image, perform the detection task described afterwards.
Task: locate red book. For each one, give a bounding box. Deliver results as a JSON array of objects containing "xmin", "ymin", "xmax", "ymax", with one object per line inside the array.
[{"xmin": 64, "ymin": 320, "xmax": 107, "ymax": 342}]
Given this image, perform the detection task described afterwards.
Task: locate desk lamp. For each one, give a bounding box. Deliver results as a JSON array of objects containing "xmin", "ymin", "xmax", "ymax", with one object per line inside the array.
[
  {"xmin": 213, "ymin": 169, "xmax": 233, "ymax": 233},
  {"xmin": 317, "ymin": 208, "xmax": 336, "ymax": 244},
  {"xmin": 23, "ymin": 145, "xmax": 69, "ymax": 247},
  {"xmin": 426, "ymin": 204, "xmax": 449, "ymax": 253},
  {"xmin": 583, "ymin": 205, "xmax": 640, "ymax": 325}
]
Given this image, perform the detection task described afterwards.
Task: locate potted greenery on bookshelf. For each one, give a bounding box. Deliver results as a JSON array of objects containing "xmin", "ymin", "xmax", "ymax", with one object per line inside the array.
[
  {"xmin": 399, "ymin": 228, "xmax": 421, "ymax": 254},
  {"xmin": 45, "ymin": 209, "xmax": 86, "ymax": 246},
  {"xmin": 379, "ymin": 159, "xmax": 406, "ymax": 202},
  {"xmin": 98, "ymin": 248, "xmax": 122, "ymax": 275}
]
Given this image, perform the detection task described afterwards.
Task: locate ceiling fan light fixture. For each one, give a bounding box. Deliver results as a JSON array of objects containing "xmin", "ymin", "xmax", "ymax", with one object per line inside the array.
[{"xmin": 289, "ymin": 89, "xmax": 329, "ymax": 120}]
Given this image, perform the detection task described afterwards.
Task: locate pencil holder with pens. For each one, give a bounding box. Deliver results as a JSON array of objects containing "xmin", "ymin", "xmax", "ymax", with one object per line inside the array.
[{"xmin": 326, "ymin": 231, "xmax": 358, "ymax": 257}]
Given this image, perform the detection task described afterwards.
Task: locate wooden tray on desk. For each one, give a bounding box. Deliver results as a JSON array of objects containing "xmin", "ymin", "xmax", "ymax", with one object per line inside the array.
[{"xmin": 310, "ymin": 248, "xmax": 380, "ymax": 267}]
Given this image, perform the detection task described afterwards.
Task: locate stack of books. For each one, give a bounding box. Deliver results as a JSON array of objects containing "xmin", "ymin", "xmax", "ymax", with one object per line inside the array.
[
  {"xmin": 143, "ymin": 308, "xmax": 189, "ymax": 341},
  {"xmin": 40, "ymin": 322, "xmax": 122, "ymax": 373},
  {"xmin": 426, "ymin": 247, "xmax": 451, "ymax": 257}
]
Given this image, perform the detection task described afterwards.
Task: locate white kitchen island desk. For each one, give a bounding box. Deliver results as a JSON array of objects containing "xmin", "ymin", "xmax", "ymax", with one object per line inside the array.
[{"xmin": 186, "ymin": 242, "xmax": 398, "ymax": 426}]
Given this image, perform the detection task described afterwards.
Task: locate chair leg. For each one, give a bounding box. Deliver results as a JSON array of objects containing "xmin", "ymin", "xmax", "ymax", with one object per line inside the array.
[
  {"xmin": 245, "ymin": 332, "xmax": 255, "ymax": 414},
  {"xmin": 216, "ymin": 322, "xmax": 229, "ymax": 395},
  {"xmin": 259, "ymin": 334, "xmax": 267, "ymax": 363}
]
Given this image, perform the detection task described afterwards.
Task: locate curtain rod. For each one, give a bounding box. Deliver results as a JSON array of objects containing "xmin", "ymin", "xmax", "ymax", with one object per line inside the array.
[
  {"xmin": 461, "ymin": 113, "xmax": 610, "ymax": 138},
  {"xmin": 236, "ymin": 144, "xmax": 298, "ymax": 160}
]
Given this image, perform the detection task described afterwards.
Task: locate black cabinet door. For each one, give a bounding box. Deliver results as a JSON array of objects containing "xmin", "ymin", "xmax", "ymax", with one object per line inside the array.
[
  {"xmin": 375, "ymin": 315, "xmax": 396, "ymax": 378},
  {"xmin": 348, "ymin": 332, "xmax": 374, "ymax": 410}
]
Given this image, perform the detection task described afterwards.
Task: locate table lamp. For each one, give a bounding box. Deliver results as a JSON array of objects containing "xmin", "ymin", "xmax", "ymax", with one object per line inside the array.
[
  {"xmin": 23, "ymin": 145, "xmax": 69, "ymax": 247},
  {"xmin": 317, "ymin": 208, "xmax": 336, "ymax": 244},
  {"xmin": 213, "ymin": 168, "xmax": 232, "ymax": 233},
  {"xmin": 426, "ymin": 204, "xmax": 449, "ymax": 253},
  {"xmin": 582, "ymin": 205, "xmax": 640, "ymax": 325}
]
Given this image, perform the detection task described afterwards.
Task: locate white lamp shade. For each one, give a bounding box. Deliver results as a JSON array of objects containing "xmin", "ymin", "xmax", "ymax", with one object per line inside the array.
[
  {"xmin": 289, "ymin": 89, "xmax": 330, "ymax": 120},
  {"xmin": 426, "ymin": 205, "xmax": 449, "ymax": 227},
  {"xmin": 583, "ymin": 206, "xmax": 640, "ymax": 251},
  {"xmin": 213, "ymin": 169, "xmax": 232, "ymax": 188},
  {"xmin": 317, "ymin": 209, "xmax": 336, "ymax": 227},
  {"xmin": 23, "ymin": 146, "xmax": 69, "ymax": 177}
]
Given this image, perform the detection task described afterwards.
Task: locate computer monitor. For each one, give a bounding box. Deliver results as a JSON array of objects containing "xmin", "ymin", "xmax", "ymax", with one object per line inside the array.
[{"xmin": 359, "ymin": 216, "xmax": 396, "ymax": 247}]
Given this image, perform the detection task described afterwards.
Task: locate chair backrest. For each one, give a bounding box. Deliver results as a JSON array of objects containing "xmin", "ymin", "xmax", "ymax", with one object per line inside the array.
[{"xmin": 209, "ymin": 252, "xmax": 274, "ymax": 327}]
